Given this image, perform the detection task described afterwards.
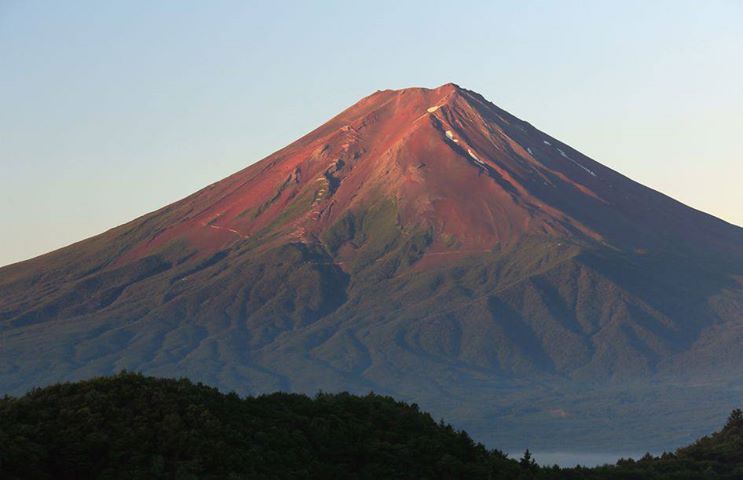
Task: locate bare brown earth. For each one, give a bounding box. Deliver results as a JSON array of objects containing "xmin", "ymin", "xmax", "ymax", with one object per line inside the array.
[{"xmin": 2, "ymin": 84, "xmax": 742, "ymax": 451}]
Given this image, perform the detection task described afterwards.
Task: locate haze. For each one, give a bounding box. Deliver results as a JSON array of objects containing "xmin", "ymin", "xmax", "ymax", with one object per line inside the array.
[{"xmin": 1, "ymin": 0, "xmax": 741, "ymax": 267}]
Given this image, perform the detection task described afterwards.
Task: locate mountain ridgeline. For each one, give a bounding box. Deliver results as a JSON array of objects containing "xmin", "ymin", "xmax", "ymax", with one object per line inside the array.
[
  {"xmin": 1, "ymin": 84, "xmax": 742, "ymax": 450},
  {"xmin": 2, "ymin": 374, "xmax": 743, "ymax": 479}
]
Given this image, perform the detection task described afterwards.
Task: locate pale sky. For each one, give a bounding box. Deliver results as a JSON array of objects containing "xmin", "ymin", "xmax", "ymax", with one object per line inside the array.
[{"xmin": 1, "ymin": 0, "xmax": 742, "ymax": 267}]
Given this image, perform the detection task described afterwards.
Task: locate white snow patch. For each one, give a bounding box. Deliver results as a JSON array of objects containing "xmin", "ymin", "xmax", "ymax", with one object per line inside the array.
[
  {"xmin": 467, "ymin": 149, "xmax": 485, "ymax": 165},
  {"xmin": 557, "ymin": 148, "xmax": 597, "ymax": 177},
  {"xmin": 205, "ymin": 223, "xmax": 247, "ymax": 239},
  {"xmin": 445, "ymin": 130, "xmax": 454, "ymax": 139},
  {"xmin": 427, "ymin": 105, "xmax": 440, "ymax": 113},
  {"xmin": 543, "ymin": 140, "xmax": 551, "ymax": 146},
  {"xmin": 527, "ymin": 147, "xmax": 533, "ymax": 155}
]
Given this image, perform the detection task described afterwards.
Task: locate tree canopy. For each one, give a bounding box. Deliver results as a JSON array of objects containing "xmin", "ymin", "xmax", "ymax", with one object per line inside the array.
[{"xmin": 1, "ymin": 373, "xmax": 743, "ymax": 479}]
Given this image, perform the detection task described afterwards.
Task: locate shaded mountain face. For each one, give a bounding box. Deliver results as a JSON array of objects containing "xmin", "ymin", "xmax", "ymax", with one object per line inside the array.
[{"xmin": 2, "ymin": 83, "xmax": 743, "ymax": 450}]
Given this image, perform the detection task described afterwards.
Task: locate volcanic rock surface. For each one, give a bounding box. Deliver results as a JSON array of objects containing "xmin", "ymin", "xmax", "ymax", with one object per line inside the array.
[{"xmin": 2, "ymin": 83, "xmax": 743, "ymax": 450}]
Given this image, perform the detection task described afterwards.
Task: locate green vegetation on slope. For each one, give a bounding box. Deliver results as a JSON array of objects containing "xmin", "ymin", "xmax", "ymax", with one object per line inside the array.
[
  {"xmin": 2, "ymin": 374, "xmax": 743, "ymax": 479},
  {"xmin": 0, "ymin": 373, "xmax": 519, "ymax": 479}
]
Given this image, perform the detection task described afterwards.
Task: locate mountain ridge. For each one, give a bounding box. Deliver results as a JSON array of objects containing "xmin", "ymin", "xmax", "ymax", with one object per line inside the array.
[{"xmin": 1, "ymin": 83, "xmax": 742, "ymax": 451}]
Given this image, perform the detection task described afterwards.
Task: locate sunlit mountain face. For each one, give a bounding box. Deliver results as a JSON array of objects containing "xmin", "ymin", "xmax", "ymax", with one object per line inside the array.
[{"xmin": 2, "ymin": 84, "xmax": 742, "ymax": 451}]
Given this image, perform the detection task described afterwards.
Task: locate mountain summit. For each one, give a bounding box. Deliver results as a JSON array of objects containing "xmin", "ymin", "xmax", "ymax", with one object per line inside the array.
[{"xmin": 2, "ymin": 84, "xmax": 743, "ymax": 450}]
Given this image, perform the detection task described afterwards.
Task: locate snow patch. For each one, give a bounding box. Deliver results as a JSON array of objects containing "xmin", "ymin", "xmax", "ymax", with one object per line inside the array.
[
  {"xmin": 205, "ymin": 223, "xmax": 248, "ymax": 239},
  {"xmin": 467, "ymin": 149, "xmax": 485, "ymax": 165},
  {"xmin": 557, "ymin": 148, "xmax": 597, "ymax": 177},
  {"xmin": 427, "ymin": 105, "xmax": 440, "ymax": 113},
  {"xmin": 543, "ymin": 140, "xmax": 551, "ymax": 146},
  {"xmin": 444, "ymin": 130, "xmax": 460, "ymax": 143},
  {"xmin": 527, "ymin": 147, "xmax": 533, "ymax": 155}
]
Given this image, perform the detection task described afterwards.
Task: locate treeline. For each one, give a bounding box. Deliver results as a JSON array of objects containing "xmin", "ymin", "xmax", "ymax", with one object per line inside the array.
[
  {"xmin": 0, "ymin": 373, "xmax": 742, "ymax": 479},
  {"xmin": 555, "ymin": 408, "xmax": 743, "ymax": 480}
]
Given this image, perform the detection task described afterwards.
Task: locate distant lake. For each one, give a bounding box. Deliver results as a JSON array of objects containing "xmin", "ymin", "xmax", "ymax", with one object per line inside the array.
[{"xmin": 524, "ymin": 451, "xmax": 650, "ymax": 468}]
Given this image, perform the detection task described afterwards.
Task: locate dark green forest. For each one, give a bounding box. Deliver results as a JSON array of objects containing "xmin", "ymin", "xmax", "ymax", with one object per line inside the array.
[{"xmin": 1, "ymin": 373, "xmax": 742, "ymax": 479}]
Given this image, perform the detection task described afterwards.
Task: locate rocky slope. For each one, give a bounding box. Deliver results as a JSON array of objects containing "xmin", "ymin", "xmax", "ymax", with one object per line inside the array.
[{"xmin": 2, "ymin": 83, "xmax": 742, "ymax": 450}]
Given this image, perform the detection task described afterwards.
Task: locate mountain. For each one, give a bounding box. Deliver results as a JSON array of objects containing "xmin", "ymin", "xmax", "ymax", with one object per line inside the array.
[{"xmin": 1, "ymin": 83, "xmax": 743, "ymax": 451}]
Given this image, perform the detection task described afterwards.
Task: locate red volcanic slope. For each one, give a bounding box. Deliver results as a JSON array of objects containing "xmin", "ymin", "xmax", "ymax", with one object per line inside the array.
[
  {"xmin": 120, "ymin": 84, "xmax": 603, "ymax": 264},
  {"xmin": 115, "ymin": 83, "xmax": 738, "ymax": 271},
  {"xmin": 1, "ymin": 83, "xmax": 743, "ymax": 452}
]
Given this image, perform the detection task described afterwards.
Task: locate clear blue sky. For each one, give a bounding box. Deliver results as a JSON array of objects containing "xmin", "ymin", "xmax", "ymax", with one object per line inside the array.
[{"xmin": 2, "ymin": 0, "xmax": 742, "ymax": 266}]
